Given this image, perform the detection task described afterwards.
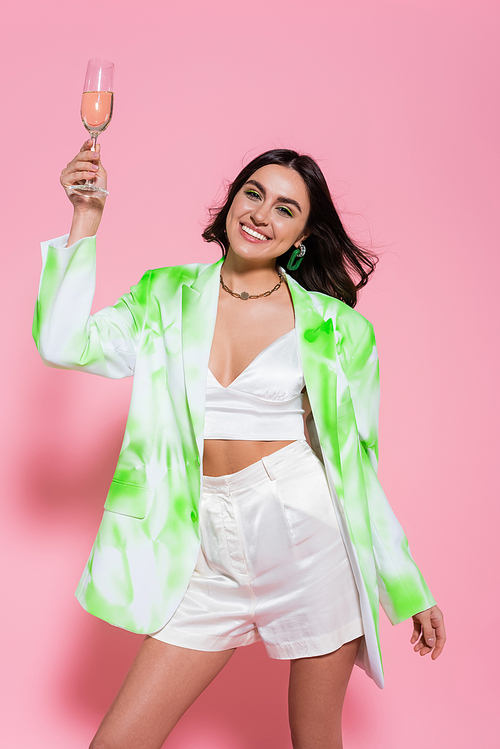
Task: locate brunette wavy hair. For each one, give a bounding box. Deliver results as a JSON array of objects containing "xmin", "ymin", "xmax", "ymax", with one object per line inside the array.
[{"xmin": 202, "ymin": 149, "xmax": 378, "ymax": 308}]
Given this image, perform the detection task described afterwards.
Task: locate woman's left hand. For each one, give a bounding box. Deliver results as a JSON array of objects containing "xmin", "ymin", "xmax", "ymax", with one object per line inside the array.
[{"xmin": 410, "ymin": 605, "xmax": 446, "ymax": 659}]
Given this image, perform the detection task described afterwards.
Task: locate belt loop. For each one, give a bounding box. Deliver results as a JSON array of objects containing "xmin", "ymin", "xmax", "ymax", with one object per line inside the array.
[{"xmin": 261, "ymin": 455, "xmax": 277, "ymax": 481}]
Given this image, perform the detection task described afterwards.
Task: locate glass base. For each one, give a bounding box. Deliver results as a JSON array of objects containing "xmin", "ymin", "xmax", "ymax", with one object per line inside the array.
[{"xmin": 68, "ymin": 183, "xmax": 109, "ymax": 197}]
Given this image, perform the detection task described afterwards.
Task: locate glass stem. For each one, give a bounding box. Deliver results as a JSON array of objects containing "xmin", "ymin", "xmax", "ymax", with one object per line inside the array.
[{"xmin": 84, "ymin": 134, "xmax": 99, "ymax": 186}]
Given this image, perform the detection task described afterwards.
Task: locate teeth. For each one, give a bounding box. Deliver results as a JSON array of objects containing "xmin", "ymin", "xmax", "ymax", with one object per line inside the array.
[{"xmin": 241, "ymin": 224, "xmax": 268, "ymax": 241}]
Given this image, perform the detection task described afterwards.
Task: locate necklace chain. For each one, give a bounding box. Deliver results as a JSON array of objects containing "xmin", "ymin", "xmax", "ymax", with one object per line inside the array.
[{"xmin": 220, "ymin": 271, "xmax": 283, "ymax": 300}]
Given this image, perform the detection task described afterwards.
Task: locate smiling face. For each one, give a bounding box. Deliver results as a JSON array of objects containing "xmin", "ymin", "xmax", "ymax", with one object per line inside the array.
[{"xmin": 225, "ymin": 164, "xmax": 311, "ymax": 266}]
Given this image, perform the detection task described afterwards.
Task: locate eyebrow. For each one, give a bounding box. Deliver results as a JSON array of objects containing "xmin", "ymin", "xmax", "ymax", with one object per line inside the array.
[{"xmin": 244, "ymin": 179, "xmax": 302, "ymax": 213}]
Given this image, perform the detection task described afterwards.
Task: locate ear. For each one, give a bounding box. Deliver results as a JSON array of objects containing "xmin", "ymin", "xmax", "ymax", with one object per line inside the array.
[{"xmin": 295, "ymin": 232, "xmax": 310, "ymax": 247}]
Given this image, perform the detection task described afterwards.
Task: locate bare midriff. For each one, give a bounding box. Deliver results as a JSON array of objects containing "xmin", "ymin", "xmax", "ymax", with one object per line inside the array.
[
  {"xmin": 202, "ymin": 439, "xmax": 297, "ymax": 477},
  {"xmin": 202, "ymin": 390, "xmax": 311, "ymax": 477}
]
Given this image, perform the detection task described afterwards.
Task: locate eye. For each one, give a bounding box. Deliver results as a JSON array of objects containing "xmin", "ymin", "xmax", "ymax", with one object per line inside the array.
[
  {"xmin": 277, "ymin": 206, "xmax": 294, "ymax": 217},
  {"xmin": 244, "ymin": 189, "xmax": 261, "ymax": 200}
]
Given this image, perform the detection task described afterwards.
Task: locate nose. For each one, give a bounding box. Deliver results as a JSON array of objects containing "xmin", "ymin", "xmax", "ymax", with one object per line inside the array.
[{"xmin": 250, "ymin": 201, "xmax": 270, "ymax": 226}]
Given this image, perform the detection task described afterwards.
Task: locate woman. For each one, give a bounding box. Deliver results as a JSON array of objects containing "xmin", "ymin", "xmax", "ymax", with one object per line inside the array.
[{"xmin": 34, "ymin": 140, "xmax": 446, "ymax": 749}]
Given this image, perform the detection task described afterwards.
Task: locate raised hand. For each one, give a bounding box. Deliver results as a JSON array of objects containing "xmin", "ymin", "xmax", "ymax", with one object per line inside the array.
[
  {"xmin": 61, "ymin": 140, "xmax": 108, "ymax": 245},
  {"xmin": 60, "ymin": 139, "xmax": 108, "ymax": 212}
]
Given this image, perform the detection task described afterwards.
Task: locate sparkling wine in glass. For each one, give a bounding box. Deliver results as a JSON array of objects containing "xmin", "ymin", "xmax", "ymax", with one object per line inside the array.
[{"xmin": 69, "ymin": 58, "xmax": 114, "ymax": 197}]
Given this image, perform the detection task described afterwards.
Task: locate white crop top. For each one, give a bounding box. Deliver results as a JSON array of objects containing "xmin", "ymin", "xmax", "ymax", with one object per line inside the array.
[{"xmin": 204, "ymin": 329, "xmax": 306, "ymax": 440}]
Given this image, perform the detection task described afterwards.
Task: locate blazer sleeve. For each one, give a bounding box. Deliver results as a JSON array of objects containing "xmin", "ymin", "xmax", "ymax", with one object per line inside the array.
[
  {"xmin": 346, "ymin": 323, "xmax": 437, "ymax": 624},
  {"xmin": 32, "ymin": 234, "xmax": 151, "ymax": 378}
]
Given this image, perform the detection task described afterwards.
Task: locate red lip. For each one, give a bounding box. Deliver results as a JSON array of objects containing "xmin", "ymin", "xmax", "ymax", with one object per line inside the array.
[{"xmin": 239, "ymin": 222, "xmax": 271, "ymax": 242}]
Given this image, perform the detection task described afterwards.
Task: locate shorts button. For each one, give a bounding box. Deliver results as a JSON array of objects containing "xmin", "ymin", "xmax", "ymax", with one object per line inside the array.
[{"xmin": 190, "ymin": 510, "xmax": 198, "ymax": 522}]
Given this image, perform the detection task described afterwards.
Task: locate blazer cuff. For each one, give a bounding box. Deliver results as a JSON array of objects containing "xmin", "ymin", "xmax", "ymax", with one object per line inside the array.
[{"xmin": 40, "ymin": 232, "xmax": 97, "ymax": 262}]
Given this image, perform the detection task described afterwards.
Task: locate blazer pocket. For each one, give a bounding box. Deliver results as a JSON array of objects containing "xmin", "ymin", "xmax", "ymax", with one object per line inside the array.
[{"xmin": 104, "ymin": 479, "xmax": 154, "ymax": 519}]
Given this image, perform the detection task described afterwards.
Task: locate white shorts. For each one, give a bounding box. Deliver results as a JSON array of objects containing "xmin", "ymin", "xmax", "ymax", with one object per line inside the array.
[{"xmin": 150, "ymin": 439, "xmax": 364, "ymax": 659}]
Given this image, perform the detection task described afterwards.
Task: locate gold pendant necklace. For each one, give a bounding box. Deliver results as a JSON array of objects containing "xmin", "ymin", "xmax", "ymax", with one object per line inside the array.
[{"xmin": 220, "ymin": 271, "xmax": 283, "ymax": 300}]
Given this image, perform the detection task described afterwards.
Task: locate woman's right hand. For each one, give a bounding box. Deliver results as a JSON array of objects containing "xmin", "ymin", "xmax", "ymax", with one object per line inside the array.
[
  {"xmin": 61, "ymin": 140, "xmax": 108, "ymax": 245},
  {"xmin": 60, "ymin": 139, "xmax": 108, "ymax": 214}
]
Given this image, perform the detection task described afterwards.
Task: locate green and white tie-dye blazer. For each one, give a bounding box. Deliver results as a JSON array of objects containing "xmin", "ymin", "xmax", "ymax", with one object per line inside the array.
[{"xmin": 33, "ymin": 233, "xmax": 436, "ymax": 688}]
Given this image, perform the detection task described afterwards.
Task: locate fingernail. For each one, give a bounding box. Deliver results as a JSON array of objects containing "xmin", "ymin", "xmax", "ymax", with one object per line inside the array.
[
  {"xmin": 428, "ymin": 638, "xmax": 435, "ymax": 645},
  {"xmin": 91, "ymin": 164, "xmax": 99, "ymax": 170}
]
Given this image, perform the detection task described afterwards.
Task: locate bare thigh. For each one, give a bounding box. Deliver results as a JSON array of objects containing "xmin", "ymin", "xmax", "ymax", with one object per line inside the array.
[
  {"xmin": 89, "ymin": 636, "xmax": 236, "ymax": 749},
  {"xmin": 288, "ymin": 636, "xmax": 363, "ymax": 749}
]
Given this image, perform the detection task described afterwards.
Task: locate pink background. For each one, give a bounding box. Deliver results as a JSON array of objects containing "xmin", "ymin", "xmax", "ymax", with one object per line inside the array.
[{"xmin": 2, "ymin": 0, "xmax": 499, "ymax": 746}]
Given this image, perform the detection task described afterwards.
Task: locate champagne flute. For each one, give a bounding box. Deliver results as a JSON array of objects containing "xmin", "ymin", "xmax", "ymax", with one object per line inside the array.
[{"xmin": 68, "ymin": 59, "xmax": 114, "ymax": 197}]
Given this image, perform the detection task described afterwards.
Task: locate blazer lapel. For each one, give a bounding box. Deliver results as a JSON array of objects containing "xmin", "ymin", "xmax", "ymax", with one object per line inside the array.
[
  {"xmin": 285, "ymin": 273, "xmax": 345, "ymax": 501},
  {"xmin": 286, "ymin": 274, "xmax": 375, "ymax": 589},
  {"xmin": 181, "ymin": 257, "xmax": 224, "ymax": 459},
  {"xmin": 285, "ymin": 273, "xmax": 377, "ymax": 636}
]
